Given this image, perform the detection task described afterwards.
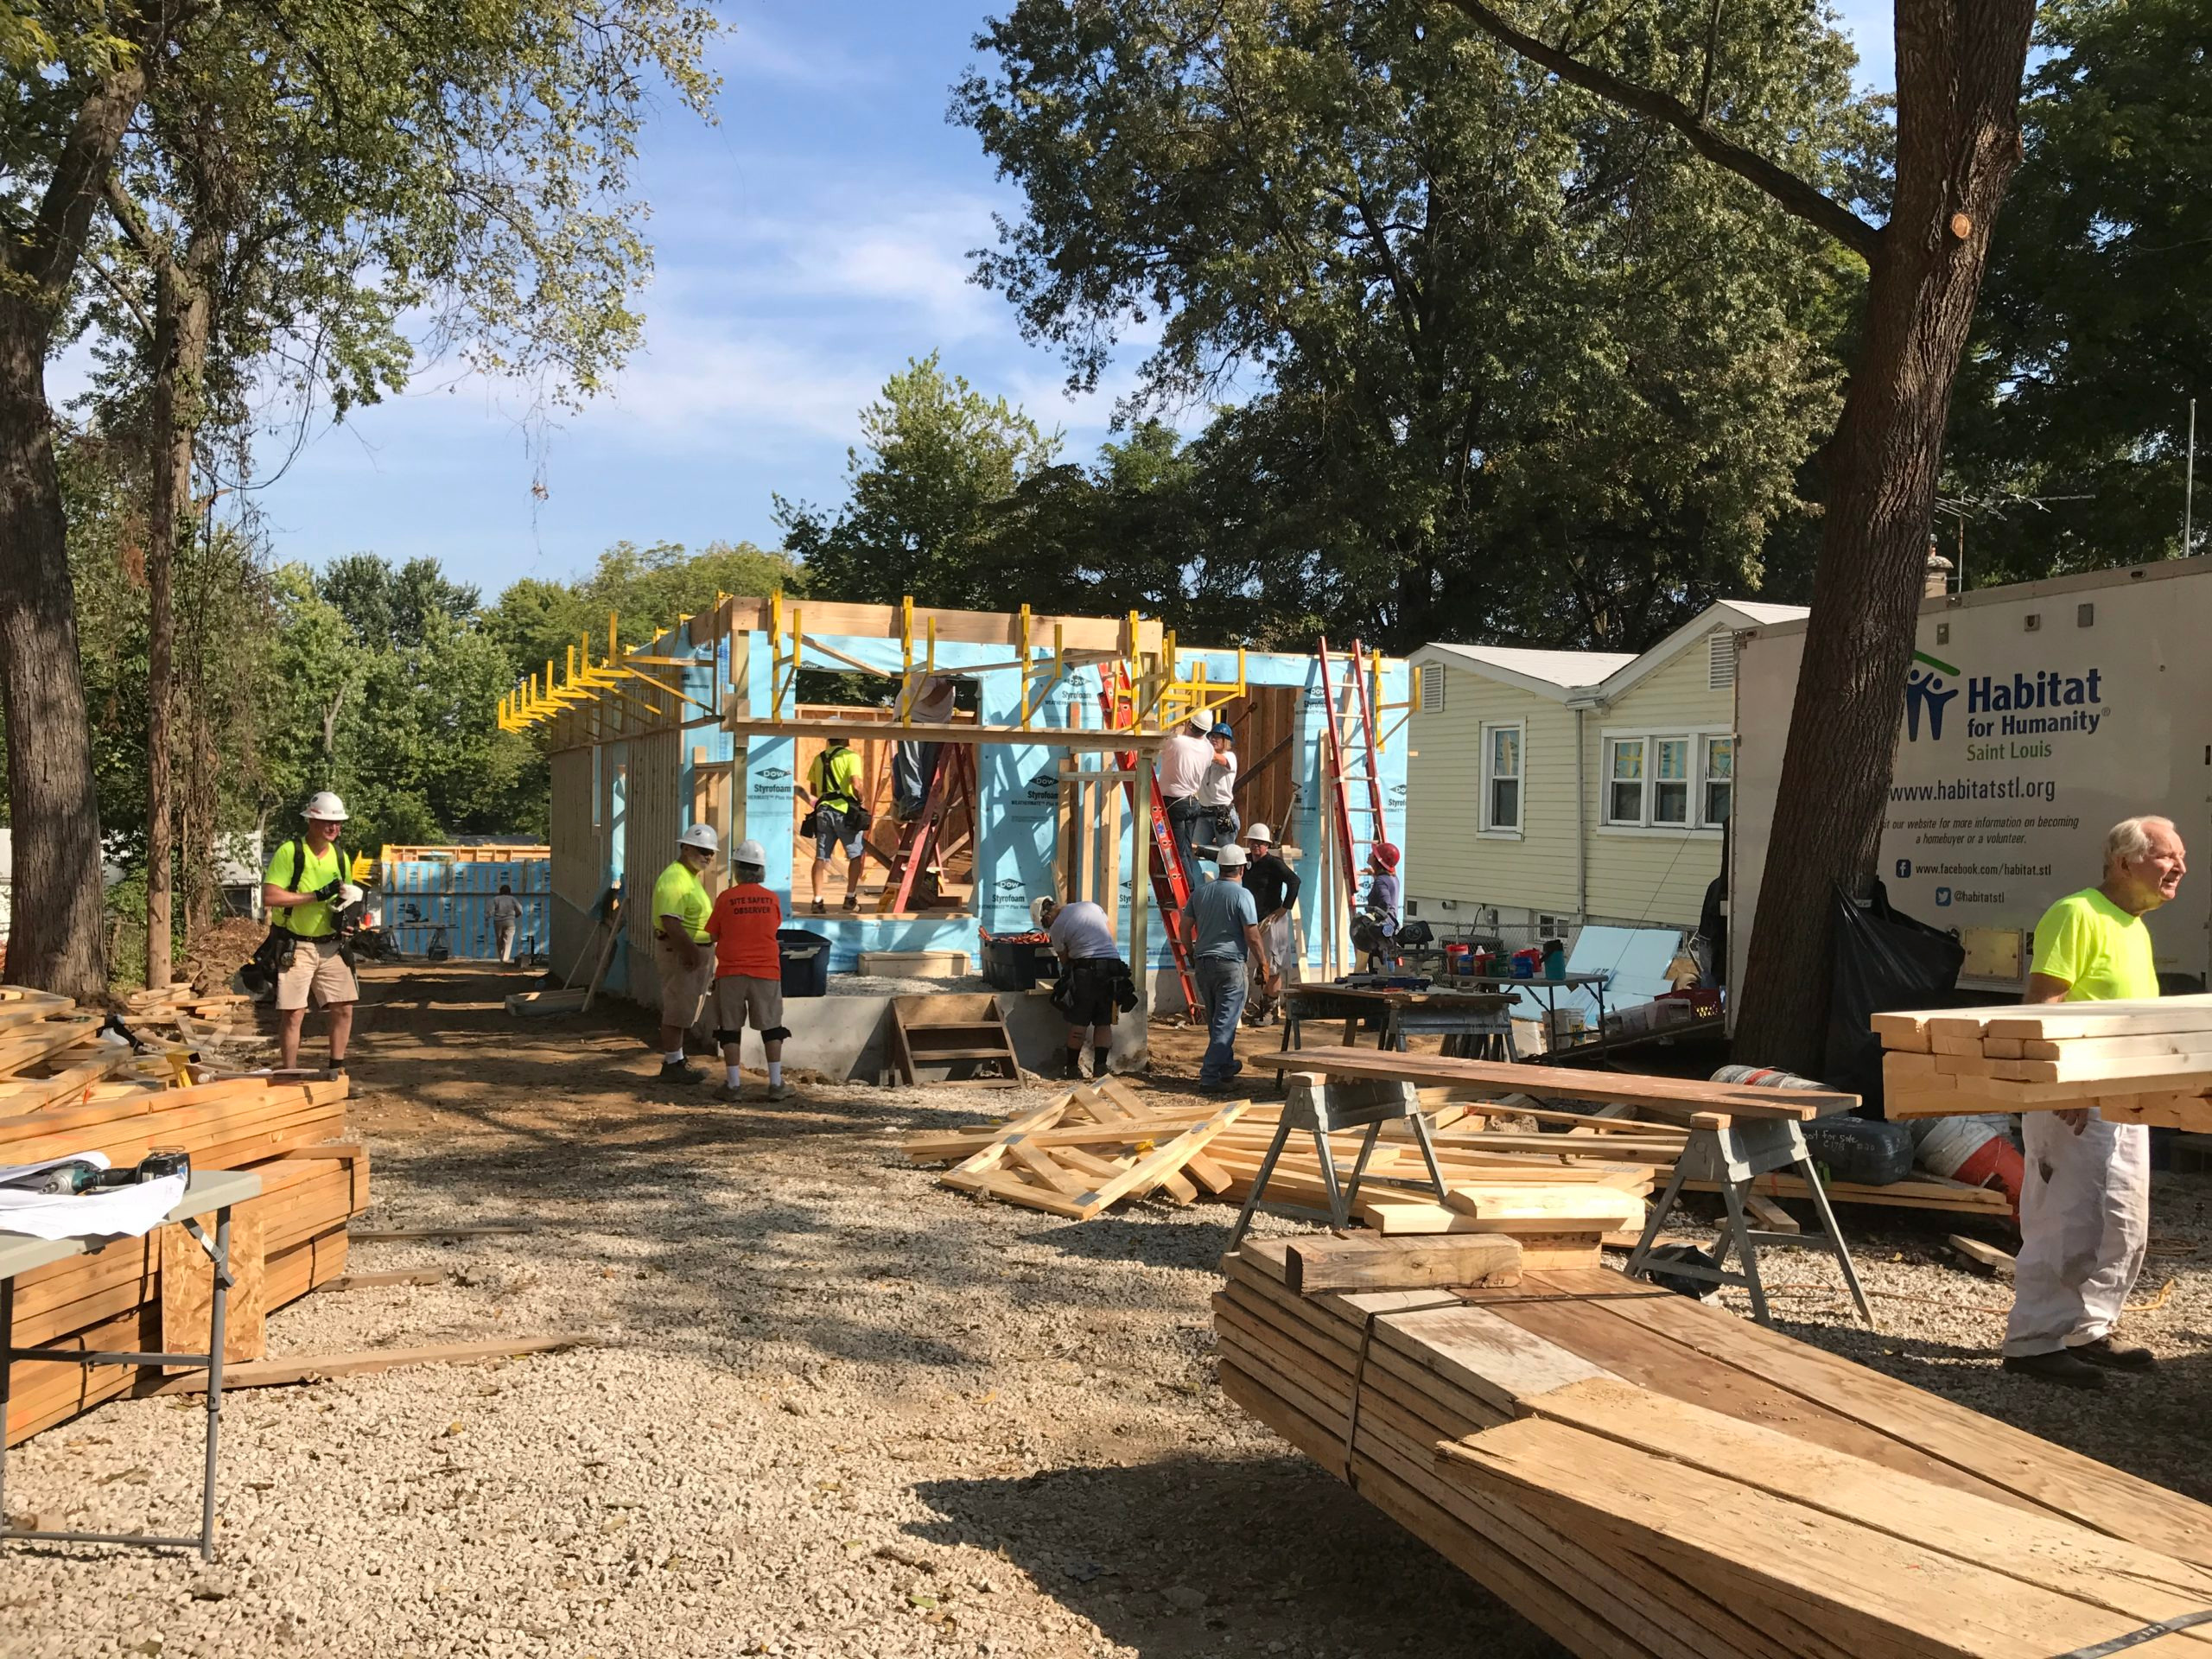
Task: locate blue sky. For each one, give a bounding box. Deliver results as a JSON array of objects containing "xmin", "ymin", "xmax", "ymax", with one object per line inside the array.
[{"xmin": 223, "ymin": 1, "xmax": 1896, "ymax": 600}]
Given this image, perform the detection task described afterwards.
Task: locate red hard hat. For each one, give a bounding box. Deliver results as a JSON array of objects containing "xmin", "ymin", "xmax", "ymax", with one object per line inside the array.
[{"xmin": 1373, "ymin": 842, "xmax": 1401, "ymax": 872}]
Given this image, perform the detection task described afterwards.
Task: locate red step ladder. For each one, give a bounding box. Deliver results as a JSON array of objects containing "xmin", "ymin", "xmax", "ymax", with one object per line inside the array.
[
  {"xmin": 881, "ymin": 742, "xmax": 976, "ymax": 912},
  {"xmin": 1102, "ymin": 664, "xmax": 1199, "ymax": 1015},
  {"xmin": 1316, "ymin": 637, "xmax": 1389, "ymax": 914}
]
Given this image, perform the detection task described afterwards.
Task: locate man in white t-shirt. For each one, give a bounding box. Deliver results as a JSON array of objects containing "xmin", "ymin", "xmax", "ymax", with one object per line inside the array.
[
  {"xmin": 1195, "ymin": 721, "xmax": 1238, "ymax": 855},
  {"xmin": 1036, "ymin": 895, "xmax": 1128, "ymax": 1080},
  {"xmin": 1154, "ymin": 710, "xmax": 1217, "ymax": 884}
]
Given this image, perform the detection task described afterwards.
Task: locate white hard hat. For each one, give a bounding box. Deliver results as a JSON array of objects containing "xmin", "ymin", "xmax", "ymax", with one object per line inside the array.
[
  {"xmin": 303, "ymin": 790, "xmax": 349, "ymax": 823},
  {"xmin": 734, "ymin": 839, "xmax": 767, "ymax": 868},
  {"xmin": 1245, "ymin": 823, "xmax": 1274, "ymax": 844},
  {"xmin": 1215, "ymin": 843, "xmax": 1248, "ymax": 870},
  {"xmin": 679, "ymin": 823, "xmax": 719, "ymax": 854},
  {"xmin": 1031, "ymin": 895, "xmax": 1059, "ymax": 926},
  {"xmin": 1186, "ymin": 709, "xmax": 1214, "ymax": 734}
]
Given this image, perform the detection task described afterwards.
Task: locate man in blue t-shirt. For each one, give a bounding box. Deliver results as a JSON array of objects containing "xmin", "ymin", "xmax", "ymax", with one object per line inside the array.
[{"xmin": 1180, "ymin": 845, "xmax": 1277, "ymax": 1090}]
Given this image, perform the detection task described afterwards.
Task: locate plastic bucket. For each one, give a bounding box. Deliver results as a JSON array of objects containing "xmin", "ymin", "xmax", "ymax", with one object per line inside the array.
[{"xmin": 778, "ymin": 928, "xmax": 830, "ymax": 997}]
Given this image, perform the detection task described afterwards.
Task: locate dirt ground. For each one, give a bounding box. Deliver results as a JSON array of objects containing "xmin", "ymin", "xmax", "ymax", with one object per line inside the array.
[{"xmin": 6, "ymin": 964, "xmax": 2211, "ymax": 1659}]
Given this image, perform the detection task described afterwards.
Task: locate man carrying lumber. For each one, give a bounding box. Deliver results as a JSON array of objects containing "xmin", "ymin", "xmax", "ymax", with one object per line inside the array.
[
  {"xmin": 1035, "ymin": 894, "xmax": 1132, "ymax": 1080},
  {"xmin": 650, "ymin": 823, "xmax": 720, "ymax": 1086},
  {"xmin": 705, "ymin": 839, "xmax": 792, "ymax": 1102},
  {"xmin": 1241, "ymin": 823, "xmax": 1300, "ymax": 1026},
  {"xmin": 1184, "ymin": 844, "xmax": 1278, "ymax": 1090},
  {"xmin": 2002, "ymin": 814, "xmax": 2187, "ymax": 1389},
  {"xmin": 260, "ymin": 791, "xmax": 361, "ymax": 1073},
  {"xmin": 804, "ymin": 733, "xmax": 868, "ymax": 916}
]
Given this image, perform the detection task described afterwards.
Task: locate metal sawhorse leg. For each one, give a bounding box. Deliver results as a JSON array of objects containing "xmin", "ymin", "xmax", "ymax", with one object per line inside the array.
[
  {"xmin": 1622, "ymin": 1116, "xmax": 1878, "ymax": 1330},
  {"xmin": 1228, "ymin": 1075, "xmax": 1450, "ymax": 1247}
]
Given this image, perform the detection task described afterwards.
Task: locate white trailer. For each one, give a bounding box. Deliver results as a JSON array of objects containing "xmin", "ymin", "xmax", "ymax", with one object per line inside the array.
[{"xmin": 1731, "ymin": 554, "xmax": 2212, "ymax": 1000}]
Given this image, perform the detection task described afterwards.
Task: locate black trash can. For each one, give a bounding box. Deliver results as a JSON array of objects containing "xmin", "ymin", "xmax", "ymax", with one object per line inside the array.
[
  {"xmin": 778, "ymin": 928, "xmax": 831, "ymax": 997},
  {"xmin": 982, "ymin": 931, "xmax": 1056, "ymax": 991}
]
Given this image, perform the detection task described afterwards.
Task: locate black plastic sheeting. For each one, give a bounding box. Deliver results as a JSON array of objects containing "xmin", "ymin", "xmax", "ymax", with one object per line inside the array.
[{"xmin": 1823, "ymin": 879, "xmax": 1965, "ymax": 1116}]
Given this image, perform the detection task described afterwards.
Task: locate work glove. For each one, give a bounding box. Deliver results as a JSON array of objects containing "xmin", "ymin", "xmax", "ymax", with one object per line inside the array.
[{"xmin": 314, "ymin": 878, "xmax": 346, "ymax": 902}]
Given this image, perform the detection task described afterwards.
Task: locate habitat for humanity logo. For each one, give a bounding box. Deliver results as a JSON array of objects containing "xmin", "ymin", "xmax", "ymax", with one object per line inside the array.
[
  {"xmin": 1904, "ymin": 652, "xmax": 1961, "ymax": 741},
  {"xmin": 1905, "ymin": 650, "xmax": 2107, "ymax": 744}
]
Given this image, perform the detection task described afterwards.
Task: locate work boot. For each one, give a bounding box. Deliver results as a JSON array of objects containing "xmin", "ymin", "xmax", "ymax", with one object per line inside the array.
[
  {"xmin": 2073, "ymin": 1335, "xmax": 2156, "ymax": 1370},
  {"xmin": 2001, "ymin": 1350, "xmax": 2107, "ymax": 1390},
  {"xmin": 766, "ymin": 1081, "xmax": 796, "ymax": 1103},
  {"xmin": 658, "ymin": 1058, "xmax": 706, "ymax": 1085}
]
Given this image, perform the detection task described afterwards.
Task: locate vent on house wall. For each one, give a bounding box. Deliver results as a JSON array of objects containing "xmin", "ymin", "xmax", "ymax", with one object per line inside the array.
[
  {"xmin": 1707, "ymin": 631, "xmax": 1737, "ymax": 690},
  {"xmin": 1419, "ymin": 663, "xmax": 1446, "ymax": 713}
]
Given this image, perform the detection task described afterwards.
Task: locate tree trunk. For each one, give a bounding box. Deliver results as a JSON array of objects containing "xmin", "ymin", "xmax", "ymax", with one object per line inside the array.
[
  {"xmin": 1729, "ymin": 6, "xmax": 2034, "ymax": 1072},
  {"xmin": 143, "ymin": 256, "xmax": 213, "ymax": 990},
  {"xmin": 0, "ymin": 297, "xmax": 111, "ymax": 1001}
]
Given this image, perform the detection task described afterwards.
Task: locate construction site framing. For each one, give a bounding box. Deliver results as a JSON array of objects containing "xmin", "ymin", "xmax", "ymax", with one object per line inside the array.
[{"xmin": 509, "ymin": 594, "xmax": 1408, "ymax": 1039}]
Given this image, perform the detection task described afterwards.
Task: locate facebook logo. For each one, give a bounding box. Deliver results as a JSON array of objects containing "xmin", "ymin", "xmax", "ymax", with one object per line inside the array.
[
  {"xmin": 1936, "ymin": 887, "xmax": 1953, "ymax": 907},
  {"xmin": 1895, "ymin": 859, "xmax": 1912, "ymax": 880}
]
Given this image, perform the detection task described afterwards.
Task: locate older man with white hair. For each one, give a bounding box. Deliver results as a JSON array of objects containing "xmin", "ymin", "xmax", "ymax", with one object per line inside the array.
[{"xmin": 2002, "ymin": 814, "xmax": 2187, "ymax": 1389}]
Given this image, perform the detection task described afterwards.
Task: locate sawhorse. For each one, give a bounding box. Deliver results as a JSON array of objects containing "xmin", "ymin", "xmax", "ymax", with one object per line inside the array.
[
  {"xmin": 1228, "ymin": 1073, "xmax": 1451, "ymax": 1247},
  {"xmin": 1623, "ymin": 1114, "xmax": 1877, "ymax": 1329}
]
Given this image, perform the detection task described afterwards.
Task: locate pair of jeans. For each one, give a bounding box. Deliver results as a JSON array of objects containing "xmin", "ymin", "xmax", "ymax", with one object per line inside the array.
[
  {"xmin": 1193, "ymin": 955, "xmax": 1248, "ymax": 1085},
  {"xmin": 1163, "ymin": 794, "xmax": 1204, "ymax": 881}
]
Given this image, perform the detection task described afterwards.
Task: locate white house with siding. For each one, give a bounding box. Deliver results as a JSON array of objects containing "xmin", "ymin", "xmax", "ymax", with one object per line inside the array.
[{"xmin": 1404, "ymin": 601, "xmax": 1806, "ymax": 945}]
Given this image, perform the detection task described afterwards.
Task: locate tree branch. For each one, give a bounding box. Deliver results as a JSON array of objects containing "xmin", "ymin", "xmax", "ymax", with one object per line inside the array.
[
  {"xmin": 1440, "ymin": 0, "xmax": 1885, "ymax": 264},
  {"xmin": 102, "ymin": 175, "xmax": 166, "ymax": 267}
]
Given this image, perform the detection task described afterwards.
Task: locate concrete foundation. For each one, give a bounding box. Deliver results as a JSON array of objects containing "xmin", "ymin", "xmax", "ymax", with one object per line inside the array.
[{"xmin": 711, "ymin": 981, "xmax": 1160, "ymax": 1084}]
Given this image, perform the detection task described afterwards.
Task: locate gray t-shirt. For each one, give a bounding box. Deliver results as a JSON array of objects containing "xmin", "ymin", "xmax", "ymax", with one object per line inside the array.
[
  {"xmin": 1184, "ymin": 879, "xmax": 1257, "ymax": 961},
  {"xmin": 489, "ymin": 893, "xmax": 523, "ymax": 925},
  {"xmin": 1047, "ymin": 900, "xmax": 1119, "ymax": 962}
]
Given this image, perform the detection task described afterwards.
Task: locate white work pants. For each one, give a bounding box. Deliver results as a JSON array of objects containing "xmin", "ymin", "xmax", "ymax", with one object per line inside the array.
[
  {"xmin": 2001, "ymin": 1109, "xmax": 2150, "ymax": 1357},
  {"xmin": 495, "ymin": 921, "xmax": 518, "ymax": 963}
]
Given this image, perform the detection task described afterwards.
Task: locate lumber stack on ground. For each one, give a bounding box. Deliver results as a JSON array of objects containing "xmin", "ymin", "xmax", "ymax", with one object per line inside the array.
[
  {"xmin": 0, "ymin": 1044, "xmax": 368, "ymax": 1445},
  {"xmin": 1878, "ymin": 996, "xmax": 2212, "ymax": 1125},
  {"xmin": 1216, "ymin": 1237, "xmax": 2212, "ymax": 1657}
]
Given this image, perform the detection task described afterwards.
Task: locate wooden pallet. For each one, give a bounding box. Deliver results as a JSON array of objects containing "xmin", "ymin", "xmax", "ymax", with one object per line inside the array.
[{"xmin": 888, "ymin": 993, "xmax": 1022, "ymax": 1086}]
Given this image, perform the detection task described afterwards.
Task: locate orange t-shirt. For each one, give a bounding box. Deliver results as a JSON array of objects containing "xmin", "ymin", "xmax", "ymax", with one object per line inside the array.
[{"xmin": 705, "ymin": 884, "xmax": 783, "ymax": 979}]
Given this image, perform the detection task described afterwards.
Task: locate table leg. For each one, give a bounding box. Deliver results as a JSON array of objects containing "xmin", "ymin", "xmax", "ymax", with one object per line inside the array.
[
  {"xmin": 1229, "ymin": 1118, "xmax": 1295, "ymax": 1249},
  {"xmin": 199, "ymin": 1206, "xmax": 232, "ymax": 1560},
  {"xmin": 0, "ymin": 1276, "xmax": 14, "ymax": 1534}
]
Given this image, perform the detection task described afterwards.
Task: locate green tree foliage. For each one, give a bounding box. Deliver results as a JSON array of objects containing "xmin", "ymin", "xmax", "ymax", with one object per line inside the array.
[
  {"xmin": 487, "ymin": 538, "xmax": 802, "ymax": 688},
  {"xmin": 1944, "ymin": 0, "xmax": 2212, "ymax": 581},
  {"xmin": 953, "ymin": 0, "xmax": 1881, "ymax": 651},
  {"xmin": 774, "ymin": 353, "xmax": 1060, "ymax": 607}
]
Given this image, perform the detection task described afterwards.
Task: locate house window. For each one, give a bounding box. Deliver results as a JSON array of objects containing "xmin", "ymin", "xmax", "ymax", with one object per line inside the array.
[
  {"xmin": 1482, "ymin": 722, "xmax": 1522, "ymax": 832},
  {"xmin": 1652, "ymin": 738, "xmax": 1691, "ymax": 824},
  {"xmin": 1606, "ymin": 738, "xmax": 1645, "ymax": 823},
  {"xmin": 1703, "ymin": 734, "xmax": 1734, "ymax": 824},
  {"xmin": 1419, "ymin": 664, "xmax": 1445, "ymax": 713},
  {"xmin": 1605, "ymin": 730, "xmax": 1732, "ymax": 829}
]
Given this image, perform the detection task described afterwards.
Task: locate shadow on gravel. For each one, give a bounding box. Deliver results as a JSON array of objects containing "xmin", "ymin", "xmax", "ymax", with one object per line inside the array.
[{"xmin": 909, "ymin": 1452, "xmax": 1560, "ymax": 1659}]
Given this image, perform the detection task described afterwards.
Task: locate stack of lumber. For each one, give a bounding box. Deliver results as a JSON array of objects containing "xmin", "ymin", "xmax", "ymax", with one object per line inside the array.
[
  {"xmin": 1217, "ymin": 1234, "xmax": 2212, "ymax": 1659},
  {"xmin": 1, "ymin": 990, "xmax": 366, "ymax": 1443},
  {"xmin": 902, "ymin": 1080, "xmax": 1655, "ymax": 1241},
  {"xmin": 903, "ymin": 1081, "xmax": 1250, "ymax": 1218},
  {"xmin": 1878, "ymin": 994, "xmax": 2212, "ymax": 1128}
]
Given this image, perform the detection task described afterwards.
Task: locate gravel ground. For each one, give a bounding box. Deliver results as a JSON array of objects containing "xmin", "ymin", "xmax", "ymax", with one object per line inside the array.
[{"xmin": 5, "ymin": 964, "xmax": 2209, "ymax": 1659}]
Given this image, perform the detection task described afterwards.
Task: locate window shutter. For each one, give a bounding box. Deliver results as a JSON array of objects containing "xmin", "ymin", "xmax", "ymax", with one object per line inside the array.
[
  {"xmin": 1419, "ymin": 663, "xmax": 1445, "ymax": 712},
  {"xmin": 1707, "ymin": 631, "xmax": 1737, "ymax": 690}
]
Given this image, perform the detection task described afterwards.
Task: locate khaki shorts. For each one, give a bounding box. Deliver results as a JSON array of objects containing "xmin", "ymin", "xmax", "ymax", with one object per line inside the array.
[
  {"xmin": 275, "ymin": 936, "xmax": 358, "ymax": 1012},
  {"xmin": 656, "ymin": 936, "xmax": 714, "ymax": 1028},
  {"xmin": 714, "ymin": 975, "xmax": 785, "ymax": 1033}
]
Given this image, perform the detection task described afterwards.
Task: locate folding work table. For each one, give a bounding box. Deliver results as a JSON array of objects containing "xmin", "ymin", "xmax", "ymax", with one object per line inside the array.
[{"xmin": 0, "ymin": 1168, "xmax": 261, "ymax": 1560}]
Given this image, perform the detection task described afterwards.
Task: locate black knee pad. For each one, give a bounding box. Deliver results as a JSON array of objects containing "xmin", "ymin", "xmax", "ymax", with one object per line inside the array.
[
  {"xmin": 762, "ymin": 1025, "xmax": 792, "ymax": 1043},
  {"xmin": 713, "ymin": 1027, "xmax": 741, "ymax": 1046}
]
